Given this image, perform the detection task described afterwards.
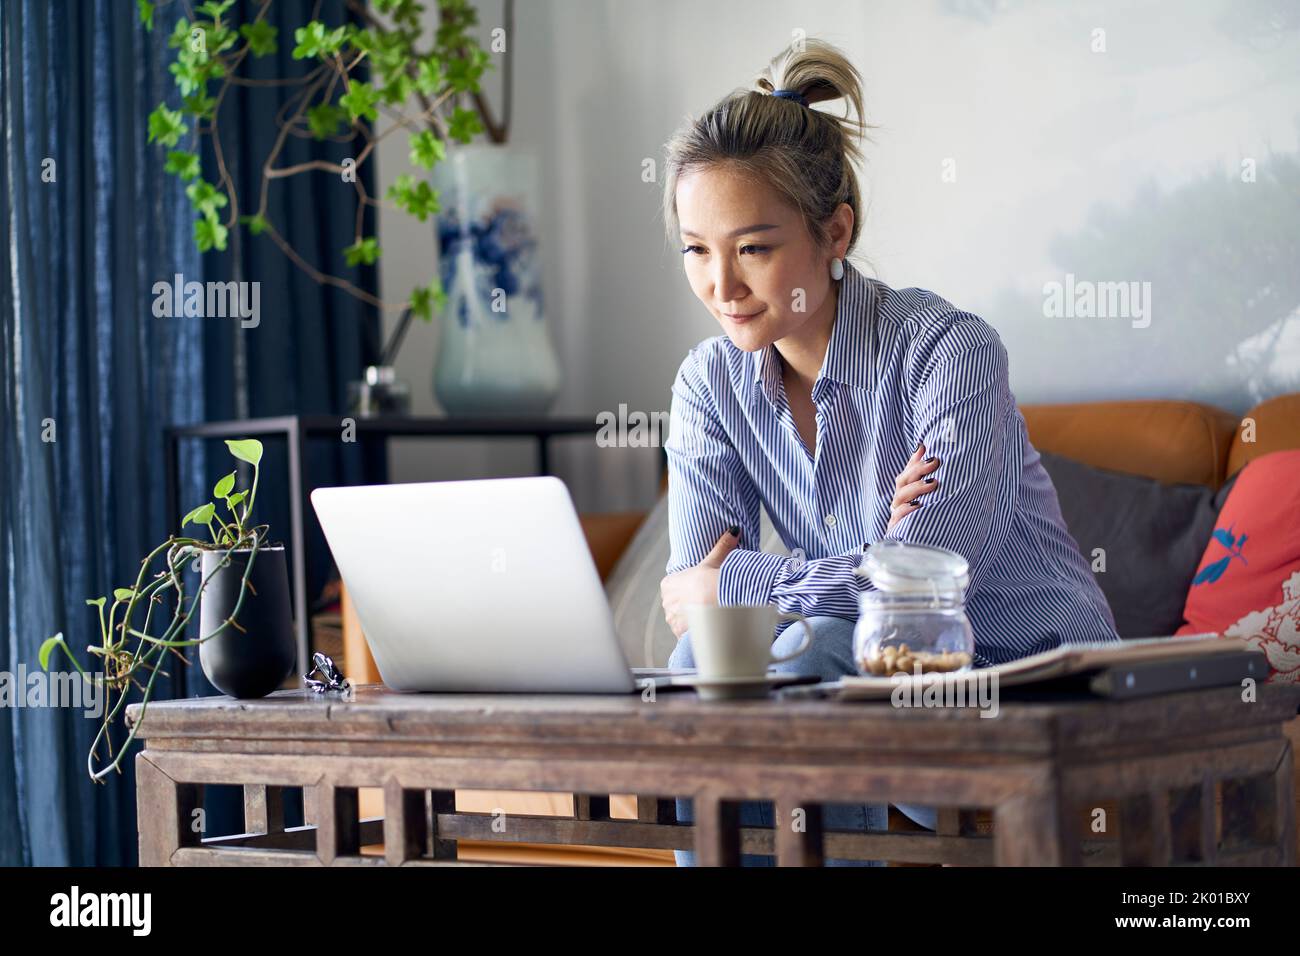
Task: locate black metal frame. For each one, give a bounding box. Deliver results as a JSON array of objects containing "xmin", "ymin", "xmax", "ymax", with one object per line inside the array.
[{"xmin": 164, "ymin": 414, "xmax": 668, "ymax": 679}]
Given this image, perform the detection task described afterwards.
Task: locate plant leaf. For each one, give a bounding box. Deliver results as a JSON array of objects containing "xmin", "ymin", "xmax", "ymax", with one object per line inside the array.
[
  {"xmin": 408, "ymin": 130, "xmax": 445, "ymax": 170},
  {"xmin": 445, "ymin": 47, "xmax": 490, "ymax": 94},
  {"xmin": 113, "ymin": 588, "xmax": 137, "ymax": 602},
  {"xmin": 137, "ymin": 0, "xmax": 154, "ymax": 31},
  {"xmin": 168, "ymin": 17, "xmax": 191, "ymax": 50},
  {"xmin": 147, "ymin": 105, "xmax": 188, "ymax": 148},
  {"xmin": 238, "ymin": 19, "xmax": 278, "ymax": 56},
  {"xmin": 387, "ymin": 174, "xmax": 439, "ymax": 221},
  {"xmin": 209, "ymin": 25, "xmax": 238, "ymax": 56},
  {"xmin": 182, "ymin": 502, "xmax": 216, "ymax": 527},
  {"xmin": 226, "ymin": 438, "xmax": 264, "ymax": 466},
  {"xmin": 415, "ymin": 56, "xmax": 444, "ymax": 96},
  {"xmin": 183, "ymin": 90, "xmax": 217, "ymax": 120},
  {"xmin": 306, "ymin": 102, "xmax": 347, "ymax": 139},
  {"xmin": 239, "ymin": 213, "xmax": 269, "ymax": 236},
  {"xmin": 344, "ymin": 237, "xmax": 381, "ymax": 267},
  {"xmin": 292, "ymin": 21, "xmax": 325, "ymax": 59},
  {"xmin": 196, "ymin": 0, "xmax": 235, "ymax": 20},
  {"xmin": 380, "ymin": 72, "xmax": 413, "ymax": 106},
  {"xmin": 292, "ymin": 20, "xmax": 347, "ymax": 60},
  {"xmin": 338, "ymin": 81, "xmax": 380, "ymax": 123},
  {"xmin": 227, "ymin": 490, "xmax": 247, "ymax": 510},
  {"xmin": 185, "ymin": 178, "xmax": 229, "ymax": 220},
  {"xmin": 193, "ymin": 216, "xmax": 229, "ymax": 252},
  {"xmin": 213, "ymin": 471, "xmax": 236, "ymax": 499},
  {"xmin": 447, "ymin": 106, "xmax": 484, "ymax": 145},
  {"xmin": 410, "ymin": 278, "xmax": 447, "ymax": 320},
  {"xmin": 85, "ymin": 597, "xmax": 106, "ymax": 608},
  {"xmin": 164, "ymin": 150, "xmax": 201, "ymax": 181},
  {"xmin": 169, "ymin": 57, "xmax": 207, "ymax": 96},
  {"xmin": 39, "ymin": 634, "xmax": 65, "ymax": 671}
]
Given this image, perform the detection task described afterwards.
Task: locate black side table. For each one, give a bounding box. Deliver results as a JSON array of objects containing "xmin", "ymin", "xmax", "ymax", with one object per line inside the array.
[{"xmin": 163, "ymin": 414, "xmax": 666, "ymax": 679}]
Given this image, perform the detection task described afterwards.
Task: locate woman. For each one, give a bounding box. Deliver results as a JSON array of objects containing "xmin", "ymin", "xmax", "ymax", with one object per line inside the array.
[{"xmin": 658, "ymin": 39, "xmax": 1119, "ymax": 866}]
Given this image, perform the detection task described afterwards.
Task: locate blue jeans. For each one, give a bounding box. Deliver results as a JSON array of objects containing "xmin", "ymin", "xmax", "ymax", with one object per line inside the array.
[{"xmin": 667, "ymin": 614, "xmax": 938, "ymax": 866}]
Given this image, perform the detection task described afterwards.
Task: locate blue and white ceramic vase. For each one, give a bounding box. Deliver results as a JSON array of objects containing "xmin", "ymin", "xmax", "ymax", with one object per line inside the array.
[{"xmin": 432, "ymin": 145, "xmax": 561, "ymax": 416}]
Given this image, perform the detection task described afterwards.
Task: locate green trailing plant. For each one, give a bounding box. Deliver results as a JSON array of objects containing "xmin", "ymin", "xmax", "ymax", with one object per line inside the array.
[
  {"xmin": 41, "ymin": 439, "xmax": 269, "ymax": 782},
  {"xmin": 140, "ymin": 0, "xmax": 513, "ymax": 321}
]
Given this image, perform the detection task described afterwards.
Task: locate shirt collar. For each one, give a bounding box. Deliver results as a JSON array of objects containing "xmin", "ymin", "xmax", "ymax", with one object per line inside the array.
[{"xmin": 751, "ymin": 258, "xmax": 875, "ymax": 406}]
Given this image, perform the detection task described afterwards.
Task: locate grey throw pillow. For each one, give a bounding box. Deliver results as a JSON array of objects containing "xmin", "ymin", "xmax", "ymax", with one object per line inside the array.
[
  {"xmin": 603, "ymin": 498, "xmax": 788, "ymax": 667},
  {"xmin": 1038, "ymin": 451, "xmax": 1236, "ymax": 639}
]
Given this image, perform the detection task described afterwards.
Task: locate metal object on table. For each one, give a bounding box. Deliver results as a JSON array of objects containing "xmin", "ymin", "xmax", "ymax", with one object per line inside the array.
[
  {"xmin": 304, "ymin": 652, "xmax": 352, "ymax": 697},
  {"xmin": 347, "ymin": 366, "xmax": 412, "ymax": 418}
]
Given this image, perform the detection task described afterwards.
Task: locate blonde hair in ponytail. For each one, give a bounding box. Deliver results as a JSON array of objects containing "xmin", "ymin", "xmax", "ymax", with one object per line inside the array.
[{"xmin": 663, "ymin": 38, "xmax": 869, "ymax": 254}]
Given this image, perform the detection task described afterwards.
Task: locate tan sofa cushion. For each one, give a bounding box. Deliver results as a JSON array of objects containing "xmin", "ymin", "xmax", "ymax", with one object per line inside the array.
[
  {"xmin": 1020, "ymin": 400, "xmax": 1239, "ymax": 488},
  {"xmin": 1227, "ymin": 393, "xmax": 1300, "ymax": 478}
]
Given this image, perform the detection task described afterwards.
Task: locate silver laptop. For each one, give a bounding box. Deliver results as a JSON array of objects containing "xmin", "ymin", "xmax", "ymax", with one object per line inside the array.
[{"xmin": 310, "ymin": 476, "xmax": 687, "ymax": 693}]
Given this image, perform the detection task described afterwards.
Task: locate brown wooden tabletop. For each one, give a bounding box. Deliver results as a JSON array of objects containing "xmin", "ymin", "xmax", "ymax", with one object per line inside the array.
[{"xmin": 126, "ymin": 683, "xmax": 1300, "ymax": 867}]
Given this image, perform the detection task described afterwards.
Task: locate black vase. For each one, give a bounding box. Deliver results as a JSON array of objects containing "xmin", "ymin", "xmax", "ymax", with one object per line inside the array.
[{"xmin": 199, "ymin": 544, "xmax": 296, "ymax": 699}]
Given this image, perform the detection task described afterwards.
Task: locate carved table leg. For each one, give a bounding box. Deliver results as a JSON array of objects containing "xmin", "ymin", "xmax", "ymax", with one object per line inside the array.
[
  {"xmin": 383, "ymin": 780, "xmax": 428, "ymax": 866},
  {"xmin": 775, "ymin": 797, "xmax": 824, "ymax": 867},
  {"xmin": 136, "ymin": 753, "xmax": 200, "ymax": 867},
  {"xmin": 693, "ymin": 792, "xmax": 741, "ymax": 867},
  {"xmin": 994, "ymin": 776, "xmax": 1080, "ymax": 866}
]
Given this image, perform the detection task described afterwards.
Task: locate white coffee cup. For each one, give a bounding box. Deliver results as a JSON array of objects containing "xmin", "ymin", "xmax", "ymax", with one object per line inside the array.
[{"xmin": 684, "ymin": 604, "xmax": 812, "ymax": 680}]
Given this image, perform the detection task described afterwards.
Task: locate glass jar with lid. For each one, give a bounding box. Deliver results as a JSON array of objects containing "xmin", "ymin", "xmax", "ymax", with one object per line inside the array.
[{"xmin": 852, "ymin": 540, "xmax": 976, "ymax": 677}]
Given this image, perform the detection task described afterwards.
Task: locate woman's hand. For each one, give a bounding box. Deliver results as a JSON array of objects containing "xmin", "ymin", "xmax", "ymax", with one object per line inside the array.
[
  {"xmin": 659, "ymin": 527, "xmax": 740, "ymax": 639},
  {"xmin": 888, "ymin": 442, "xmax": 941, "ymax": 531}
]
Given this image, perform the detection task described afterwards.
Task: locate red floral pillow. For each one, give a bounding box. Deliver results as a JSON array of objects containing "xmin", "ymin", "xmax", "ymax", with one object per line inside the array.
[{"xmin": 1176, "ymin": 450, "xmax": 1300, "ymax": 683}]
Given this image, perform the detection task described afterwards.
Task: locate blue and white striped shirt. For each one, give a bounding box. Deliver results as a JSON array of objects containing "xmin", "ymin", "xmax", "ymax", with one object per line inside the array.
[{"xmin": 664, "ymin": 259, "xmax": 1119, "ymax": 667}]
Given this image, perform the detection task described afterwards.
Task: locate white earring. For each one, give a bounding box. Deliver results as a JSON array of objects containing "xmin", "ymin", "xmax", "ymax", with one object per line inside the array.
[{"xmin": 830, "ymin": 257, "xmax": 844, "ymax": 281}]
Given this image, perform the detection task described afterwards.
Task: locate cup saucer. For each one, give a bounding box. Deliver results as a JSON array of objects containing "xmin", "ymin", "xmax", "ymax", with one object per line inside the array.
[{"xmin": 669, "ymin": 673, "xmax": 809, "ymax": 700}]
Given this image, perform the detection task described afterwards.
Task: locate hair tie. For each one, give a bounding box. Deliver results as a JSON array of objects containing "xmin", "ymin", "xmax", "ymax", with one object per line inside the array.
[{"xmin": 771, "ymin": 88, "xmax": 809, "ymax": 107}]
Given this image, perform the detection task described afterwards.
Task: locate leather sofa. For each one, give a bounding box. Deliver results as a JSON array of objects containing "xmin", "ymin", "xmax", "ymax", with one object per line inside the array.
[{"xmin": 342, "ymin": 392, "xmax": 1300, "ymax": 865}]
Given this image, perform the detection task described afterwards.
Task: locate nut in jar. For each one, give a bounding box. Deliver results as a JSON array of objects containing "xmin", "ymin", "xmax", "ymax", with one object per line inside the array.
[{"xmin": 859, "ymin": 641, "xmax": 973, "ymax": 677}]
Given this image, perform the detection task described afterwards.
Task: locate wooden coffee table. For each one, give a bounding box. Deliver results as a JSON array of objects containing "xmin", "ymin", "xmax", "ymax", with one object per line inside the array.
[{"xmin": 127, "ymin": 682, "xmax": 1299, "ymax": 866}]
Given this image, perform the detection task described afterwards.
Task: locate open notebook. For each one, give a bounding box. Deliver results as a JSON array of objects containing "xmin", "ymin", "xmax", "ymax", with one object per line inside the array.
[{"xmin": 827, "ymin": 634, "xmax": 1247, "ymax": 701}]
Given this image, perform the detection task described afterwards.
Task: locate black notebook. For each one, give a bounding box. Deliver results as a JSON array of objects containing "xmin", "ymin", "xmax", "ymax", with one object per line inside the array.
[{"xmin": 1087, "ymin": 649, "xmax": 1268, "ymax": 698}]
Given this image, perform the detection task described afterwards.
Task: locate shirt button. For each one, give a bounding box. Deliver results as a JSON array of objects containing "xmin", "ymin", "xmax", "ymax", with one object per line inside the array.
[{"xmin": 823, "ymin": 513, "xmax": 837, "ymax": 528}]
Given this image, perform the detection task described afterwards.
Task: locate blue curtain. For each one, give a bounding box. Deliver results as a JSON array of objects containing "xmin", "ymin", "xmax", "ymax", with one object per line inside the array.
[
  {"xmin": 0, "ymin": 0, "xmax": 384, "ymax": 864},
  {"xmin": 0, "ymin": 0, "xmax": 203, "ymax": 866}
]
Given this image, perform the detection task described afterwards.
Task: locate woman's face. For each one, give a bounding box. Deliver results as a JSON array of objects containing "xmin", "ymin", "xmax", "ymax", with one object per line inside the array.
[{"xmin": 676, "ymin": 164, "xmax": 846, "ymax": 353}]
